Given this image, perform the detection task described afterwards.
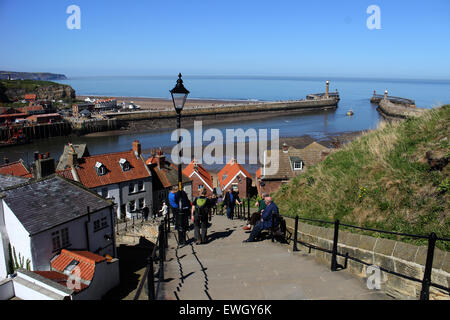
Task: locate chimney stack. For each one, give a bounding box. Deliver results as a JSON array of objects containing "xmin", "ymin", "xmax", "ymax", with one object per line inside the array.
[
  {"xmin": 156, "ymin": 149, "xmax": 165, "ymax": 169},
  {"xmin": 35, "ymin": 156, "xmax": 55, "ymax": 179},
  {"xmin": 67, "ymin": 148, "xmax": 78, "ymax": 168},
  {"xmin": 132, "ymin": 140, "xmax": 141, "ymax": 157}
]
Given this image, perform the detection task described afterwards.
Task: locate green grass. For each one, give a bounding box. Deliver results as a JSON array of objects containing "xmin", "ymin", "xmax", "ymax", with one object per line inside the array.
[
  {"xmin": 0, "ymin": 79, "xmax": 65, "ymax": 90},
  {"xmin": 274, "ymin": 105, "xmax": 450, "ymax": 250}
]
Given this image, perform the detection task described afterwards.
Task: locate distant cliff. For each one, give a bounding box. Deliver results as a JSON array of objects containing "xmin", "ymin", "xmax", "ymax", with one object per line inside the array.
[
  {"xmin": 0, "ymin": 80, "xmax": 75, "ymax": 102},
  {"xmin": 0, "ymin": 71, "xmax": 67, "ymax": 81}
]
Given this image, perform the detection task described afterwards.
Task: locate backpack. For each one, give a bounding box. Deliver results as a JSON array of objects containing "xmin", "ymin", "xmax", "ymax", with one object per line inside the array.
[{"xmin": 195, "ymin": 197, "xmax": 209, "ymax": 220}]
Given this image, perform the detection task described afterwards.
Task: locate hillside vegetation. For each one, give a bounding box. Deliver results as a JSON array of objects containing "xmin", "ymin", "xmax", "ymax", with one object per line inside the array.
[
  {"xmin": 0, "ymin": 80, "xmax": 75, "ymax": 103},
  {"xmin": 274, "ymin": 105, "xmax": 450, "ymax": 250}
]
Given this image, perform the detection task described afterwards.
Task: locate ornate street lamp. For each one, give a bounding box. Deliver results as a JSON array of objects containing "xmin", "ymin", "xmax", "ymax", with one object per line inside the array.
[
  {"xmin": 170, "ymin": 73, "xmax": 189, "ymax": 192},
  {"xmin": 170, "ymin": 73, "xmax": 189, "ymax": 242}
]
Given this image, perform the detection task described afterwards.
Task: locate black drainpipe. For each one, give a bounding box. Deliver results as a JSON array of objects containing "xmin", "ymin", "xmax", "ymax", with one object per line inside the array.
[
  {"xmin": 109, "ymin": 205, "xmax": 116, "ymax": 258},
  {"xmin": 85, "ymin": 206, "xmax": 91, "ymax": 251}
]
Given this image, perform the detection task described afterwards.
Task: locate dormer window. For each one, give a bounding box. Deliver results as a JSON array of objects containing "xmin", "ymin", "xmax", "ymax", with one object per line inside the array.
[
  {"xmin": 119, "ymin": 158, "xmax": 130, "ymax": 171},
  {"xmin": 95, "ymin": 161, "xmax": 107, "ymax": 176},
  {"xmin": 293, "ymin": 161, "xmax": 303, "ymax": 171},
  {"xmin": 290, "ymin": 156, "xmax": 303, "ymax": 171}
]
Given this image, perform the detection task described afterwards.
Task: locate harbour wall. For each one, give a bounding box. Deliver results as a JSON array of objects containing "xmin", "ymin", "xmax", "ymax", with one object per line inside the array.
[{"xmin": 378, "ymin": 100, "xmax": 425, "ymax": 120}]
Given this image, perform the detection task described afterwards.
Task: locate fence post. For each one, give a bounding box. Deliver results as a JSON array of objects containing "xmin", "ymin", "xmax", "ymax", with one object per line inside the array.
[
  {"xmin": 271, "ymin": 214, "xmax": 275, "ymax": 243},
  {"xmin": 331, "ymin": 219, "xmax": 341, "ymax": 271},
  {"xmin": 420, "ymin": 232, "xmax": 437, "ymax": 300},
  {"xmin": 147, "ymin": 255, "xmax": 155, "ymax": 300},
  {"xmin": 293, "ymin": 215, "xmax": 299, "ymax": 252}
]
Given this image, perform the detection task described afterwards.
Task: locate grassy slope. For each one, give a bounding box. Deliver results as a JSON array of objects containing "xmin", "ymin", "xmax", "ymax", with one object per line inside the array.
[
  {"xmin": 0, "ymin": 79, "xmax": 65, "ymax": 90},
  {"xmin": 274, "ymin": 105, "xmax": 450, "ymax": 250}
]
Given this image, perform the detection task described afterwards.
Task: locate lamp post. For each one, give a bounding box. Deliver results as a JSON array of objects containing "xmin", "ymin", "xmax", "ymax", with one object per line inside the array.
[{"xmin": 170, "ymin": 73, "xmax": 189, "ymax": 242}]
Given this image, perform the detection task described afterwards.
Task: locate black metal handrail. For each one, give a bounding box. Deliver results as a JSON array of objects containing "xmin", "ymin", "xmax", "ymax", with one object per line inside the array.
[
  {"xmin": 291, "ymin": 215, "xmax": 450, "ymax": 300},
  {"xmin": 133, "ymin": 216, "xmax": 169, "ymax": 300}
]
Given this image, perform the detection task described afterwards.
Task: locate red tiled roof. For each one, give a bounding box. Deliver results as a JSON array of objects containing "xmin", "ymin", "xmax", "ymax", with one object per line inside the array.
[
  {"xmin": 255, "ymin": 167, "xmax": 261, "ymax": 179},
  {"xmin": 73, "ymin": 150, "xmax": 150, "ymax": 188},
  {"xmin": 0, "ymin": 160, "xmax": 32, "ymax": 178},
  {"xmin": 24, "ymin": 94, "xmax": 36, "ymax": 100},
  {"xmin": 146, "ymin": 155, "xmax": 191, "ymax": 188},
  {"xmin": 217, "ymin": 159, "xmax": 251, "ymax": 190},
  {"xmin": 183, "ymin": 160, "xmax": 213, "ymax": 191},
  {"xmin": 33, "ymin": 271, "xmax": 88, "ymax": 292},
  {"xmin": 18, "ymin": 105, "xmax": 44, "ymax": 113},
  {"xmin": 51, "ymin": 249, "xmax": 106, "ymax": 282},
  {"xmin": 56, "ymin": 168, "xmax": 74, "ymax": 180},
  {"xmin": 0, "ymin": 113, "xmax": 28, "ymax": 118}
]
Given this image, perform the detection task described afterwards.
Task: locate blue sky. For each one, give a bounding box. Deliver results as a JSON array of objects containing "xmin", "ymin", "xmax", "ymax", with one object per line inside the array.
[{"xmin": 0, "ymin": 0, "xmax": 449, "ymax": 79}]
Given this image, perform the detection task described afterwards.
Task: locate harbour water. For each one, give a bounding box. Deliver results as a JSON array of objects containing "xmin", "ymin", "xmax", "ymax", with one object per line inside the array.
[{"xmin": 1, "ymin": 76, "xmax": 449, "ymax": 171}]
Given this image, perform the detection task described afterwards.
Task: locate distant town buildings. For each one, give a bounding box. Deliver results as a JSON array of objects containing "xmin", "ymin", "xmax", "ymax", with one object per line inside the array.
[{"xmin": 256, "ymin": 142, "xmax": 330, "ymax": 195}]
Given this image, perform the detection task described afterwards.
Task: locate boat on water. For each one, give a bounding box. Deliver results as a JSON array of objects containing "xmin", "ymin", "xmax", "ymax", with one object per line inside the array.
[
  {"xmin": 347, "ymin": 110, "xmax": 354, "ymax": 116},
  {"xmin": 0, "ymin": 128, "xmax": 29, "ymax": 148}
]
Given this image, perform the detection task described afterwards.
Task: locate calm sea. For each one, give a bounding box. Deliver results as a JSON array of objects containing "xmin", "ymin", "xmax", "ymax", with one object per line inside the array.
[{"xmin": 2, "ymin": 76, "xmax": 449, "ymax": 171}]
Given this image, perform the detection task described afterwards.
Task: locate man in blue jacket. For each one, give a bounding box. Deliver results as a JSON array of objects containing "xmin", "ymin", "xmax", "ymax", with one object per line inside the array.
[
  {"xmin": 243, "ymin": 197, "xmax": 279, "ymax": 242},
  {"xmin": 168, "ymin": 186, "xmax": 191, "ymax": 245}
]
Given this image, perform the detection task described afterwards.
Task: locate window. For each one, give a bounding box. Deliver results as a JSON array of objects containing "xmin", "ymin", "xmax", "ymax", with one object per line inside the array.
[
  {"xmin": 129, "ymin": 183, "xmax": 135, "ymax": 194},
  {"xmin": 101, "ymin": 217, "xmax": 108, "ymax": 228},
  {"xmin": 129, "ymin": 200, "xmax": 136, "ymax": 212},
  {"xmin": 61, "ymin": 228, "xmax": 70, "ymax": 247},
  {"xmin": 52, "ymin": 231, "xmax": 61, "ymax": 252},
  {"xmin": 95, "ymin": 162, "xmax": 106, "ymax": 176},
  {"xmin": 94, "ymin": 220, "xmax": 101, "ymax": 231},
  {"xmin": 138, "ymin": 198, "xmax": 144, "ymax": 209},
  {"xmin": 119, "ymin": 158, "xmax": 130, "ymax": 171},
  {"xmin": 101, "ymin": 187, "xmax": 108, "ymax": 198},
  {"xmin": 64, "ymin": 260, "xmax": 79, "ymax": 275},
  {"xmin": 293, "ymin": 161, "xmax": 303, "ymax": 171},
  {"xmin": 138, "ymin": 180, "xmax": 144, "ymax": 191},
  {"xmin": 198, "ymin": 184, "xmax": 204, "ymax": 191},
  {"xmin": 290, "ymin": 156, "xmax": 303, "ymax": 171}
]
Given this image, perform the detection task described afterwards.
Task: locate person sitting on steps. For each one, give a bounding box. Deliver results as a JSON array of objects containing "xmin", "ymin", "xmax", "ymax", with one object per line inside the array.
[
  {"xmin": 243, "ymin": 193, "xmax": 268, "ymax": 231},
  {"xmin": 243, "ymin": 197, "xmax": 279, "ymax": 243}
]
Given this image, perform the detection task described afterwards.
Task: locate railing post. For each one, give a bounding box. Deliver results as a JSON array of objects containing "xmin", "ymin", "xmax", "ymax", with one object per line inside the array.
[
  {"xmin": 165, "ymin": 217, "xmax": 169, "ymax": 248},
  {"xmin": 271, "ymin": 214, "xmax": 275, "ymax": 243},
  {"xmin": 147, "ymin": 255, "xmax": 155, "ymax": 300},
  {"xmin": 420, "ymin": 232, "xmax": 437, "ymax": 300},
  {"xmin": 293, "ymin": 215, "xmax": 299, "ymax": 252},
  {"xmin": 331, "ymin": 219, "xmax": 341, "ymax": 271}
]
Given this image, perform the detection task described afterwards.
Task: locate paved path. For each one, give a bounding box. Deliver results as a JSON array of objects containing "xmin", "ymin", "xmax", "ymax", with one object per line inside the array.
[{"xmin": 161, "ymin": 215, "xmax": 391, "ymax": 300}]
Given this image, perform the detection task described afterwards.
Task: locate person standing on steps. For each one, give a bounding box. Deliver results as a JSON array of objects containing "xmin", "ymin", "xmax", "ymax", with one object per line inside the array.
[
  {"xmin": 168, "ymin": 186, "xmax": 191, "ymax": 245},
  {"xmin": 191, "ymin": 188, "xmax": 211, "ymax": 245},
  {"xmin": 224, "ymin": 189, "xmax": 241, "ymax": 220}
]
